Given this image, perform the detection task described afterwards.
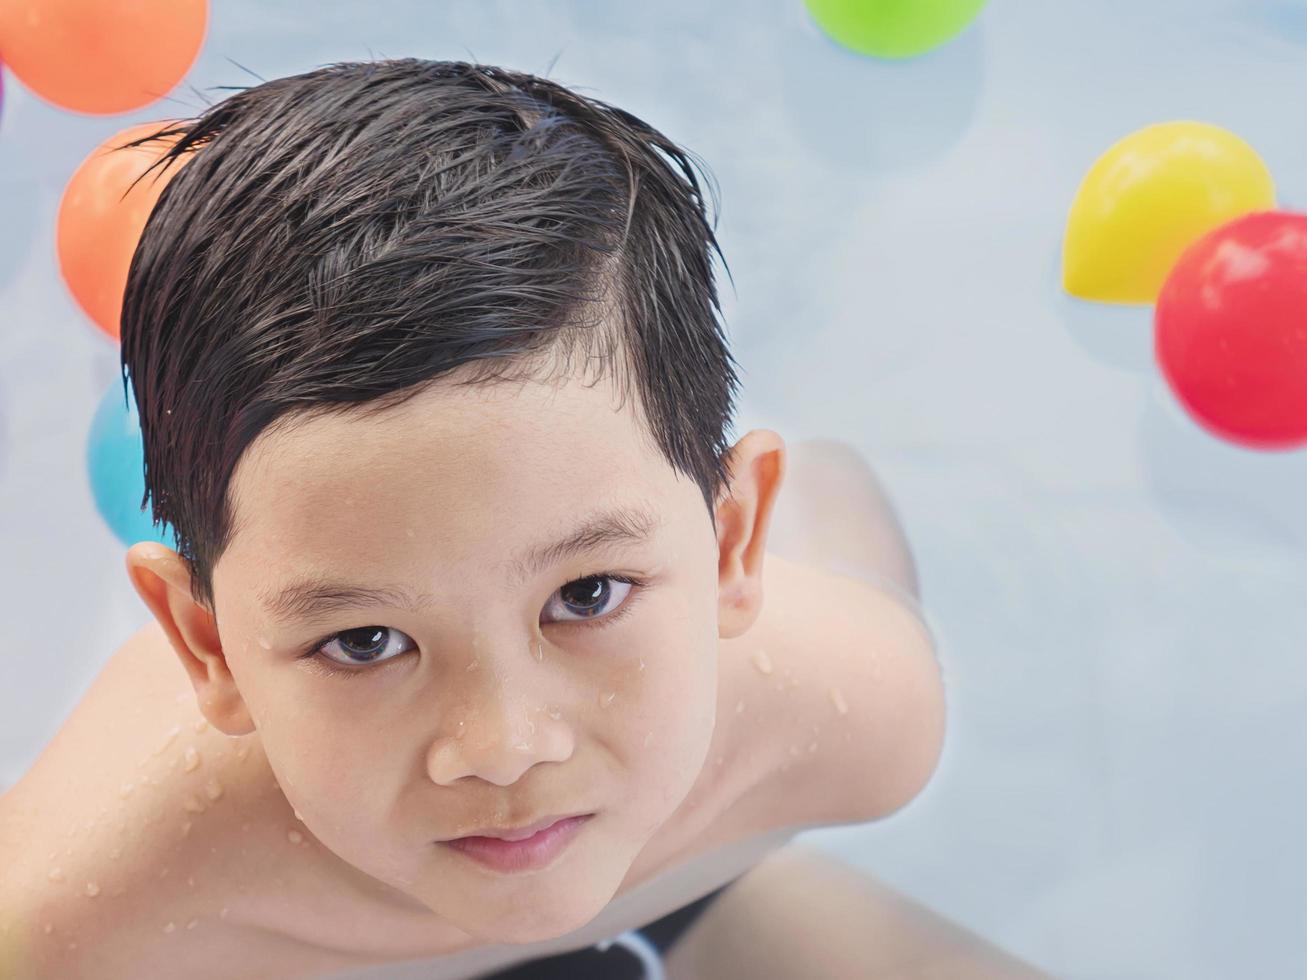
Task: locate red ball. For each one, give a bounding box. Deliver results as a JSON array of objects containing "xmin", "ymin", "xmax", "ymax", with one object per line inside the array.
[{"xmin": 1154, "ymin": 210, "xmax": 1307, "ymax": 450}]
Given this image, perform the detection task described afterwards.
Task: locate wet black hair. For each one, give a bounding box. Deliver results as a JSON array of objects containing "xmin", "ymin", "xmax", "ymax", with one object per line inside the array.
[{"xmin": 118, "ymin": 57, "xmax": 742, "ymax": 612}]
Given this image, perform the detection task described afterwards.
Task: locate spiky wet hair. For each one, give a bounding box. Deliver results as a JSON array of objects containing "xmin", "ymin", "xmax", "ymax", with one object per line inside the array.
[{"xmin": 117, "ymin": 57, "xmax": 743, "ymax": 611}]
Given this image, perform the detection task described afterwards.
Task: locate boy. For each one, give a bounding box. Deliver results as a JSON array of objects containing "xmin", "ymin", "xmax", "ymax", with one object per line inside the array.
[{"xmin": 0, "ymin": 59, "xmax": 1042, "ymax": 978}]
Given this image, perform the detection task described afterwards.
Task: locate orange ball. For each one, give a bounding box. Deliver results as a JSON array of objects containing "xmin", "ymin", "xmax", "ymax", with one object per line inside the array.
[
  {"xmin": 0, "ymin": 0, "xmax": 207, "ymax": 115},
  {"xmin": 57, "ymin": 121, "xmax": 188, "ymax": 341}
]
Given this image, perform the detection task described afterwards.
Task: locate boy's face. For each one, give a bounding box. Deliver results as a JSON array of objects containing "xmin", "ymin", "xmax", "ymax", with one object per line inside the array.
[{"xmin": 131, "ymin": 364, "xmax": 781, "ymax": 944}]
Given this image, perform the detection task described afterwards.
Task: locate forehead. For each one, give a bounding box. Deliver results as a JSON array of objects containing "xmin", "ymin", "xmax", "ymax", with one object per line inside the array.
[{"xmin": 219, "ymin": 371, "xmax": 683, "ymax": 580}]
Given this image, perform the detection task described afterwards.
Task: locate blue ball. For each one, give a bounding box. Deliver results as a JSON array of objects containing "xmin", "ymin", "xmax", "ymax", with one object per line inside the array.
[{"xmin": 87, "ymin": 379, "xmax": 178, "ymax": 549}]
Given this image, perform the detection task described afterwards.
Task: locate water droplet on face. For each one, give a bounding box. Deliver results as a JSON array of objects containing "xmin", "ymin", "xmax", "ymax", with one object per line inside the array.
[
  {"xmin": 205, "ymin": 780, "xmax": 224, "ymax": 802},
  {"xmin": 466, "ymin": 658, "xmax": 479, "ymax": 672},
  {"xmin": 159, "ymin": 867, "xmax": 169, "ymax": 879},
  {"xmin": 192, "ymin": 718, "xmax": 208, "ymax": 733},
  {"xmin": 47, "ymin": 867, "xmax": 65, "ymax": 883},
  {"xmin": 643, "ymin": 731, "xmax": 654, "ymax": 748},
  {"xmin": 638, "ymin": 658, "xmax": 645, "ymax": 672},
  {"xmin": 186, "ymin": 918, "xmax": 199, "ymax": 930},
  {"xmin": 533, "ymin": 639, "xmax": 544, "ymax": 662},
  {"xmin": 287, "ymin": 830, "xmax": 303, "ymax": 844},
  {"xmin": 829, "ymin": 687, "xmax": 849, "ymax": 715},
  {"xmin": 236, "ymin": 744, "xmax": 250, "ymax": 761},
  {"xmin": 808, "ymin": 741, "xmax": 818, "ymax": 753},
  {"xmin": 182, "ymin": 794, "xmax": 205, "ymax": 814},
  {"xmin": 219, "ymin": 907, "xmax": 230, "ymax": 920},
  {"xmin": 183, "ymin": 747, "xmax": 201, "ymax": 772},
  {"xmin": 163, "ymin": 921, "xmax": 176, "ymax": 933},
  {"xmin": 735, "ymin": 699, "xmax": 745, "ymax": 714},
  {"xmin": 85, "ymin": 881, "xmax": 101, "ymax": 897},
  {"xmin": 155, "ymin": 727, "xmax": 180, "ymax": 756},
  {"xmin": 513, "ymin": 741, "xmax": 530, "ymax": 751},
  {"xmin": 547, "ymin": 707, "xmax": 561, "ymax": 721},
  {"xmin": 180, "ymin": 820, "xmax": 193, "ymax": 838},
  {"xmin": 599, "ymin": 691, "xmax": 616, "ymax": 708},
  {"xmin": 186, "ymin": 876, "xmax": 195, "ymax": 888},
  {"xmin": 43, "ymin": 923, "xmax": 53, "ymax": 935},
  {"xmin": 258, "ymin": 635, "xmax": 273, "ymax": 650},
  {"xmin": 751, "ymin": 649, "xmax": 773, "ymax": 675}
]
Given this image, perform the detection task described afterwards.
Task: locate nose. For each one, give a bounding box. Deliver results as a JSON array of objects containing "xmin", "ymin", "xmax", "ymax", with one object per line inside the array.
[{"xmin": 425, "ymin": 657, "xmax": 574, "ymax": 787}]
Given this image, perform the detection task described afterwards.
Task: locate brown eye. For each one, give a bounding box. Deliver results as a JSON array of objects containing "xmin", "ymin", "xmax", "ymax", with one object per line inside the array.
[{"xmin": 544, "ymin": 574, "xmax": 640, "ymax": 625}]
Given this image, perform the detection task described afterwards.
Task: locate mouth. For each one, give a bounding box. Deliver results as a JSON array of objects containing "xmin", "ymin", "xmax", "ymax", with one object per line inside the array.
[{"xmin": 440, "ymin": 813, "xmax": 595, "ymax": 873}]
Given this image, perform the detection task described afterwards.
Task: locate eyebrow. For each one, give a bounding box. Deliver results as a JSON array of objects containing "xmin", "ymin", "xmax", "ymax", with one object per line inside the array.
[{"xmin": 258, "ymin": 502, "xmax": 664, "ymax": 625}]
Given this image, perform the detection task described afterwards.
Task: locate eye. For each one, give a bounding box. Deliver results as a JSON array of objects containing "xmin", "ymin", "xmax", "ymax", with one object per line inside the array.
[
  {"xmin": 543, "ymin": 573, "xmax": 643, "ymax": 626},
  {"xmin": 297, "ymin": 572, "xmax": 647, "ymax": 679}
]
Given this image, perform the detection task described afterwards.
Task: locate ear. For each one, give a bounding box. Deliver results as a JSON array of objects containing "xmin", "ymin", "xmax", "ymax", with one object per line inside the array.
[
  {"xmin": 123, "ymin": 542, "xmax": 256, "ymax": 736},
  {"xmin": 714, "ymin": 429, "xmax": 787, "ymax": 640}
]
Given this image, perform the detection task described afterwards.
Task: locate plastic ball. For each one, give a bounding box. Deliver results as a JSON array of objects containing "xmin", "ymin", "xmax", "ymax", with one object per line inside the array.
[
  {"xmin": 1063, "ymin": 121, "xmax": 1275, "ymax": 305},
  {"xmin": 87, "ymin": 379, "xmax": 177, "ymax": 549},
  {"xmin": 1154, "ymin": 210, "xmax": 1307, "ymax": 450},
  {"xmin": 57, "ymin": 121, "xmax": 187, "ymax": 341},
  {"xmin": 803, "ymin": 0, "xmax": 987, "ymax": 60},
  {"xmin": 0, "ymin": 0, "xmax": 207, "ymax": 115}
]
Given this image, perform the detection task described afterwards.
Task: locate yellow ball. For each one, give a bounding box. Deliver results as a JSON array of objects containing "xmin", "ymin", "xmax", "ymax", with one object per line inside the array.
[{"xmin": 1062, "ymin": 121, "xmax": 1275, "ymax": 305}]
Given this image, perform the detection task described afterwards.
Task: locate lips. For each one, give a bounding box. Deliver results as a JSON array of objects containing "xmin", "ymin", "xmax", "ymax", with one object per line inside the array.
[
  {"xmin": 447, "ymin": 812, "xmax": 591, "ymax": 843},
  {"xmin": 441, "ymin": 814, "xmax": 594, "ymax": 873}
]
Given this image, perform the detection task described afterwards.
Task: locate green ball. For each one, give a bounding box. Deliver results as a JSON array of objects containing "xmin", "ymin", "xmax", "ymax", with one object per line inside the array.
[{"xmin": 803, "ymin": 0, "xmax": 988, "ymax": 59}]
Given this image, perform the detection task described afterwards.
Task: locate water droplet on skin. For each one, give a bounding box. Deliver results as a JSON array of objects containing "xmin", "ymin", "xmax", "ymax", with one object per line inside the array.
[
  {"xmin": 219, "ymin": 907, "xmax": 230, "ymax": 920},
  {"xmin": 111, "ymin": 886, "xmax": 126, "ymax": 897},
  {"xmin": 192, "ymin": 718, "xmax": 208, "ymax": 733},
  {"xmin": 155, "ymin": 727, "xmax": 180, "ymax": 756},
  {"xmin": 47, "ymin": 867, "xmax": 65, "ymax": 883},
  {"xmin": 163, "ymin": 921, "xmax": 176, "ymax": 933},
  {"xmin": 205, "ymin": 780, "xmax": 224, "ymax": 802},
  {"xmin": 513, "ymin": 741, "xmax": 530, "ymax": 751},
  {"xmin": 182, "ymin": 794, "xmax": 205, "ymax": 814},
  {"xmin": 638, "ymin": 658, "xmax": 645, "ymax": 672},
  {"xmin": 183, "ymin": 747, "xmax": 200, "ymax": 772},
  {"xmin": 257, "ymin": 636, "xmax": 272, "ymax": 650},
  {"xmin": 735, "ymin": 699, "xmax": 745, "ymax": 714},
  {"xmin": 293, "ymin": 808, "xmax": 304, "ymax": 821},
  {"xmin": 287, "ymin": 830, "xmax": 303, "ymax": 844},
  {"xmin": 159, "ymin": 867, "xmax": 170, "ymax": 879},
  {"xmin": 180, "ymin": 820, "xmax": 193, "ymax": 838},
  {"xmin": 66, "ymin": 941, "xmax": 77, "ymax": 950},
  {"xmin": 186, "ymin": 918, "xmax": 199, "ymax": 930},
  {"xmin": 85, "ymin": 882, "xmax": 100, "ymax": 897},
  {"xmin": 236, "ymin": 744, "xmax": 250, "ymax": 761},
  {"xmin": 599, "ymin": 691, "xmax": 616, "ymax": 708},
  {"xmin": 808, "ymin": 741, "xmax": 818, "ymax": 753},
  {"xmin": 43, "ymin": 923, "xmax": 53, "ymax": 935},
  {"xmin": 533, "ymin": 639, "xmax": 544, "ymax": 662},
  {"xmin": 187, "ymin": 876, "xmax": 195, "ymax": 888},
  {"xmin": 751, "ymin": 649, "xmax": 773, "ymax": 675},
  {"xmin": 715, "ymin": 755, "xmax": 724, "ymax": 767},
  {"xmin": 829, "ymin": 687, "xmax": 849, "ymax": 715},
  {"xmin": 547, "ymin": 707, "xmax": 561, "ymax": 721},
  {"xmin": 466, "ymin": 658, "xmax": 479, "ymax": 672}
]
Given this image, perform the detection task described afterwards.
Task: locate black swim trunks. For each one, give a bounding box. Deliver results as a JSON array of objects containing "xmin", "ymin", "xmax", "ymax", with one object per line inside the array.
[{"xmin": 469, "ymin": 880, "xmax": 737, "ymax": 980}]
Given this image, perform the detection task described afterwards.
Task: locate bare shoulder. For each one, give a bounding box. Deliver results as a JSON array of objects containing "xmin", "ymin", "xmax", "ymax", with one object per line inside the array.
[
  {"xmin": 727, "ymin": 554, "xmax": 946, "ymax": 835},
  {"xmin": 0, "ymin": 623, "xmax": 299, "ymax": 979}
]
